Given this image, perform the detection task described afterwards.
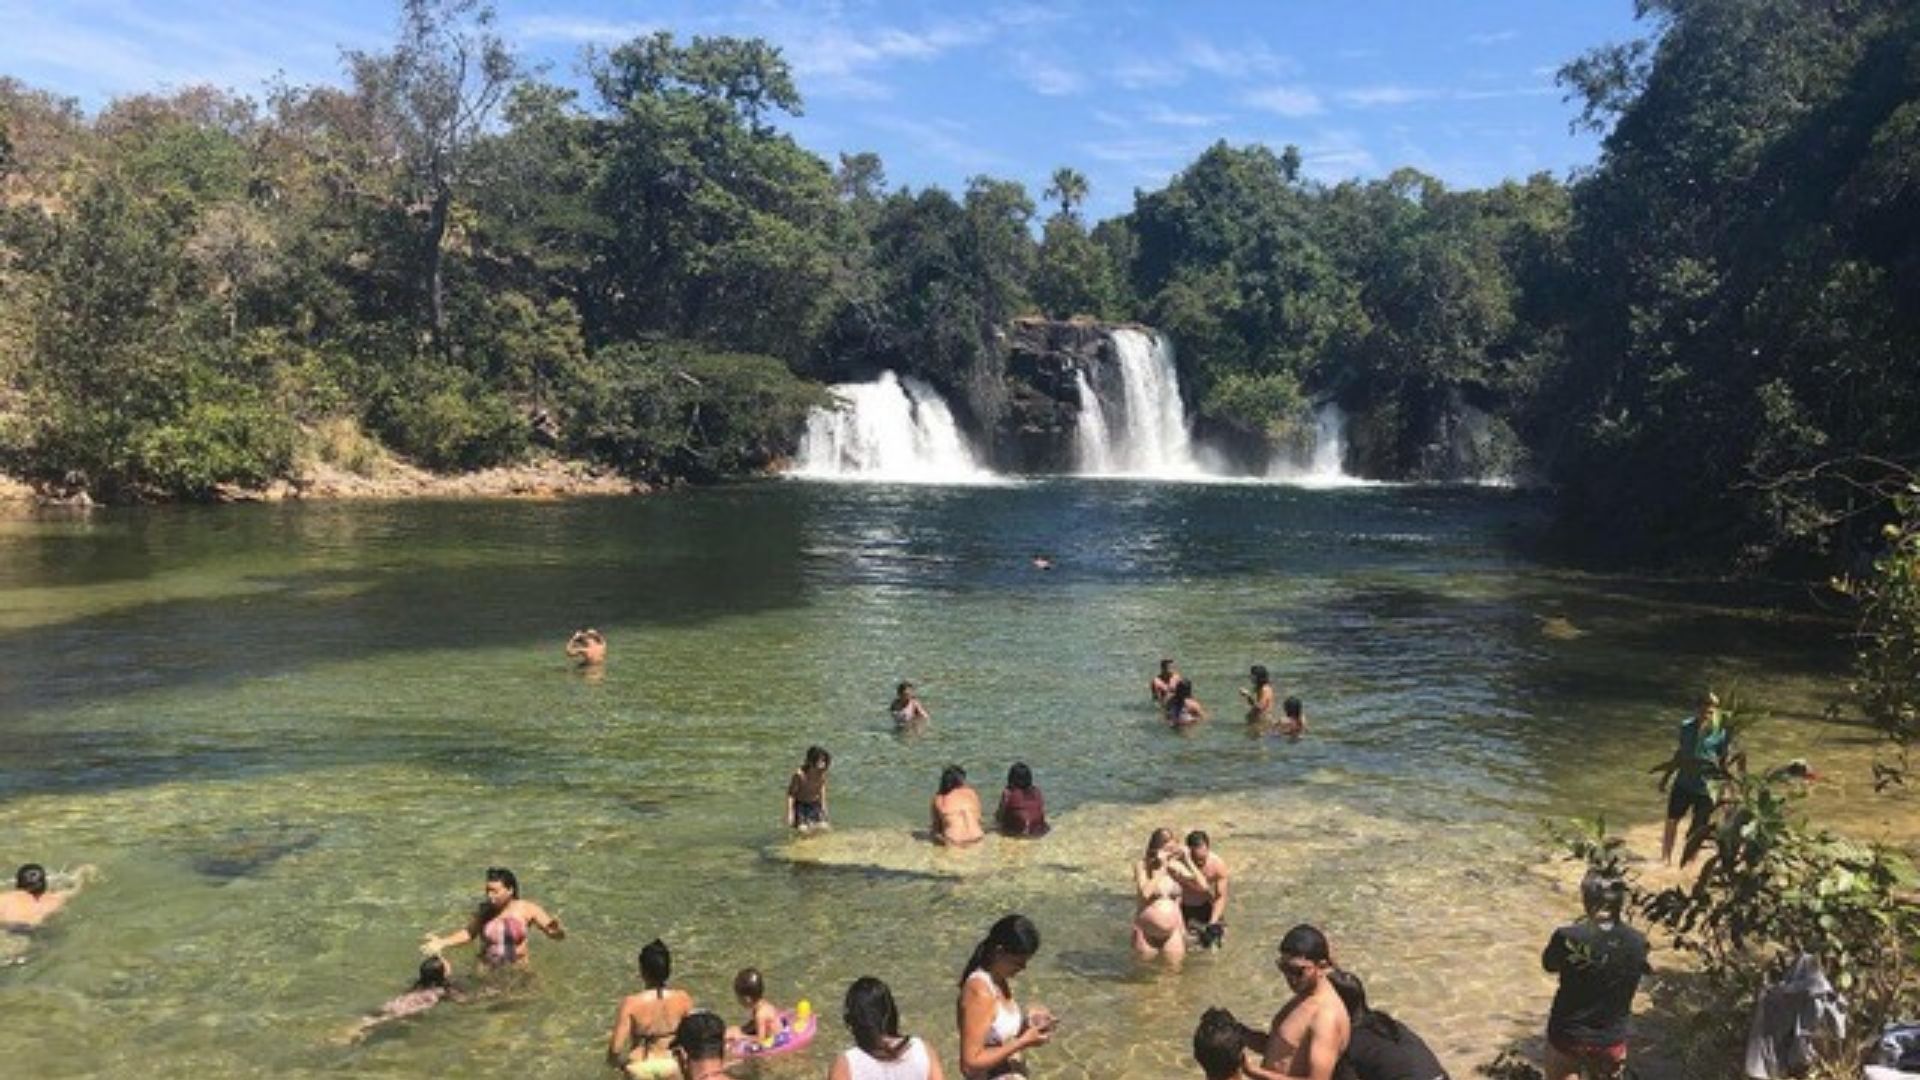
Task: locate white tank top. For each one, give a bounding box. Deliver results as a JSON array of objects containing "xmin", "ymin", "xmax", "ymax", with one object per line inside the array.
[
  {"xmin": 967, "ymin": 969, "xmax": 1023, "ymax": 1046},
  {"xmin": 840, "ymin": 1036, "xmax": 932, "ymax": 1080}
]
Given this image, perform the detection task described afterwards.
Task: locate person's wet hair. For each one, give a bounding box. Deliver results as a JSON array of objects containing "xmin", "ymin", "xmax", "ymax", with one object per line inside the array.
[
  {"xmin": 733, "ymin": 967, "xmax": 764, "ymax": 1000},
  {"xmin": 895, "ymin": 681, "xmax": 914, "ymax": 698},
  {"xmin": 960, "ymin": 914, "xmax": 1040, "ymax": 984},
  {"xmin": 1279, "ymin": 924, "xmax": 1331, "ymax": 963},
  {"xmin": 939, "ymin": 764, "xmax": 968, "ymax": 795},
  {"xmin": 415, "ymin": 955, "xmax": 451, "ymax": 990},
  {"xmin": 1328, "ymin": 969, "xmax": 1405, "ymax": 1042},
  {"xmin": 805, "ymin": 746, "xmax": 832, "ymax": 769},
  {"xmin": 672, "ymin": 1010, "xmax": 727, "ymax": 1059},
  {"xmin": 15, "ymin": 864, "xmax": 47, "ymax": 895},
  {"xmin": 1006, "ymin": 762, "xmax": 1033, "ymax": 790},
  {"xmin": 1186, "ymin": 829, "xmax": 1210, "ymax": 850},
  {"xmin": 1282, "ymin": 696, "xmax": 1302, "ymax": 719},
  {"xmin": 1250, "ymin": 665, "xmax": 1269, "ymax": 687},
  {"xmin": 484, "ymin": 866, "xmax": 518, "ymax": 898},
  {"xmin": 1193, "ymin": 1006, "xmax": 1247, "ymax": 1079},
  {"xmin": 843, "ymin": 975, "xmax": 910, "ymax": 1062},
  {"xmin": 1581, "ymin": 869, "xmax": 1627, "ymax": 919},
  {"xmin": 639, "ymin": 939, "xmax": 672, "ymax": 985}
]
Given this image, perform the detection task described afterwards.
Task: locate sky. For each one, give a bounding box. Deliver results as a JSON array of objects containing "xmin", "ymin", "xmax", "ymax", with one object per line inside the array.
[{"xmin": 1, "ymin": 0, "xmax": 1646, "ymax": 220}]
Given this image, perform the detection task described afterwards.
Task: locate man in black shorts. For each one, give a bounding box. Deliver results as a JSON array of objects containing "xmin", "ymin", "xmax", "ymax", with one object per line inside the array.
[{"xmin": 1181, "ymin": 830, "xmax": 1229, "ymax": 948}]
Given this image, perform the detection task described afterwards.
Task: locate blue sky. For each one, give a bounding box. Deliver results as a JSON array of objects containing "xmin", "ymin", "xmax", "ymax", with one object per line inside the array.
[{"xmin": 2, "ymin": 1, "xmax": 1644, "ymax": 220}]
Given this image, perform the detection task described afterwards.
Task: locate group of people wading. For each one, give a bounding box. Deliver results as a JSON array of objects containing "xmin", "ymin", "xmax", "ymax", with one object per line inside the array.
[{"xmin": 12, "ymin": 634, "xmax": 1745, "ymax": 1080}]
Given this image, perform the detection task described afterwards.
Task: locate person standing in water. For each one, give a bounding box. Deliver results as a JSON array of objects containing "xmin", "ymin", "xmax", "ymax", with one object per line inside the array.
[
  {"xmin": 891, "ymin": 682, "xmax": 932, "ymax": 730},
  {"xmin": 956, "ymin": 914, "xmax": 1053, "ymax": 1080},
  {"xmin": 1244, "ymin": 924, "xmax": 1351, "ymax": 1080},
  {"xmin": 1134, "ymin": 827, "xmax": 1208, "ymax": 964},
  {"xmin": 831, "ymin": 976, "xmax": 947, "ymax": 1080},
  {"xmin": 607, "ymin": 939, "xmax": 696, "ymax": 1077},
  {"xmin": 787, "ymin": 746, "xmax": 833, "ymax": 831},
  {"xmin": 421, "ymin": 866, "xmax": 565, "ymax": 972},
  {"xmin": 931, "ymin": 765, "xmax": 985, "ymax": 846},
  {"xmin": 1541, "ymin": 872, "xmax": 1649, "ymax": 1080},
  {"xmin": 1240, "ymin": 666, "xmax": 1276, "ymax": 725},
  {"xmin": 1659, "ymin": 691, "xmax": 1731, "ymax": 865},
  {"xmin": 1181, "ymin": 831, "xmax": 1230, "ymax": 949},
  {"xmin": 1152, "ymin": 659, "xmax": 1181, "ymax": 706},
  {"xmin": 668, "ymin": 1011, "xmax": 731, "ymax": 1080},
  {"xmin": 1279, "ymin": 697, "xmax": 1308, "ymax": 740},
  {"xmin": 1167, "ymin": 678, "xmax": 1208, "ymax": 727},
  {"xmin": 566, "ymin": 628, "xmax": 607, "ymax": 667},
  {"xmin": 1326, "ymin": 970, "xmax": 1449, "ymax": 1080}
]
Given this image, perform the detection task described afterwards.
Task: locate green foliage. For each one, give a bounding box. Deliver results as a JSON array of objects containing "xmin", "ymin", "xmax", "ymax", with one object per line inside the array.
[
  {"xmin": 563, "ymin": 341, "xmax": 827, "ymax": 482},
  {"xmin": 1031, "ymin": 216, "xmax": 1122, "ymax": 320},
  {"xmin": 1836, "ymin": 486, "xmax": 1920, "ymax": 785},
  {"xmin": 1201, "ymin": 371, "xmax": 1307, "ymax": 443},
  {"xmin": 370, "ymin": 363, "xmax": 526, "ymax": 471}
]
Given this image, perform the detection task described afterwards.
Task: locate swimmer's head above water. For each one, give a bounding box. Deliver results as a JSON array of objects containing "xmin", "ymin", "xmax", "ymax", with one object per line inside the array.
[
  {"xmin": 15, "ymin": 864, "xmax": 47, "ymax": 897},
  {"xmin": 415, "ymin": 955, "xmax": 452, "ymax": 990},
  {"xmin": 483, "ymin": 867, "xmax": 519, "ymax": 907}
]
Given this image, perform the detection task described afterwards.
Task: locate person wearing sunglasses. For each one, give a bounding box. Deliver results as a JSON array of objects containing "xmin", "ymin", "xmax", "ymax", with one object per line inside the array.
[{"xmin": 1242, "ymin": 924, "xmax": 1350, "ymax": 1080}]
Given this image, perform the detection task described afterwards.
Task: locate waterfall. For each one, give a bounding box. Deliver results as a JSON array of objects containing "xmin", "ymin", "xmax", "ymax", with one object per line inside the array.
[
  {"xmin": 1269, "ymin": 402, "xmax": 1368, "ymax": 486},
  {"xmin": 1072, "ymin": 369, "xmax": 1113, "ymax": 474},
  {"xmin": 790, "ymin": 371, "xmax": 993, "ymax": 483},
  {"xmin": 1076, "ymin": 329, "xmax": 1203, "ymax": 476}
]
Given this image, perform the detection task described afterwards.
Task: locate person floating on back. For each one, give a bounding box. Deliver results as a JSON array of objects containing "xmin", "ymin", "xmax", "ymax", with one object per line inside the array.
[
  {"xmin": 725, "ymin": 967, "xmax": 784, "ymax": 1050},
  {"xmin": 787, "ymin": 746, "xmax": 832, "ymax": 831},
  {"xmin": 1657, "ymin": 690, "xmax": 1731, "ymax": 865},
  {"xmin": 1541, "ymin": 870, "xmax": 1650, "ymax": 1080}
]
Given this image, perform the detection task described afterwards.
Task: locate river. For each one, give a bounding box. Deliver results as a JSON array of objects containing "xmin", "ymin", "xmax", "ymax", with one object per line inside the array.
[{"xmin": 0, "ymin": 481, "xmax": 1902, "ymax": 1078}]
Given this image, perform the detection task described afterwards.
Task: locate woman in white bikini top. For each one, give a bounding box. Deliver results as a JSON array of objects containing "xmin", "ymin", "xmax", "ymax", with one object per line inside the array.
[{"xmin": 956, "ymin": 915, "xmax": 1054, "ymax": 1080}]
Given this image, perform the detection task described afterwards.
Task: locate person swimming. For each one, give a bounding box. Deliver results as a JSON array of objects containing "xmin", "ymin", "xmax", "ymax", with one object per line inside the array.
[
  {"xmin": 341, "ymin": 955, "xmax": 461, "ymax": 1043},
  {"xmin": 1, "ymin": 863, "xmax": 94, "ymax": 931},
  {"xmin": 566, "ymin": 628, "xmax": 607, "ymax": 666},
  {"xmin": 891, "ymin": 681, "xmax": 932, "ymax": 730}
]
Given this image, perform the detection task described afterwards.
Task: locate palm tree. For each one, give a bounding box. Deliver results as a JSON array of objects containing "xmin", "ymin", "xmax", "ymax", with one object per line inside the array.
[{"xmin": 1044, "ymin": 166, "xmax": 1089, "ymax": 220}]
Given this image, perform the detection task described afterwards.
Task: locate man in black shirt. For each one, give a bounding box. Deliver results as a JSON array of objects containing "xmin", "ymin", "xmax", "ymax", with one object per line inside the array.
[{"xmin": 1542, "ymin": 871, "xmax": 1650, "ymax": 1080}]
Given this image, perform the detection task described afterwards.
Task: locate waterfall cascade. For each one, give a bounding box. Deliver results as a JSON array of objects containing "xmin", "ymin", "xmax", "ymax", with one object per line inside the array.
[
  {"xmin": 790, "ymin": 372, "xmax": 993, "ymax": 483},
  {"xmin": 1268, "ymin": 402, "xmax": 1367, "ymax": 486},
  {"xmin": 1075, "ymin": 329, "xmax": 1204, "ymax": 477}
]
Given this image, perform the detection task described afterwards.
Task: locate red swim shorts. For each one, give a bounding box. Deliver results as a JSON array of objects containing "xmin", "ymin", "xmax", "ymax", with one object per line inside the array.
[{"xmin": 1548, "ymin": 1032, "xmax": 1628, "ymax": 1066}]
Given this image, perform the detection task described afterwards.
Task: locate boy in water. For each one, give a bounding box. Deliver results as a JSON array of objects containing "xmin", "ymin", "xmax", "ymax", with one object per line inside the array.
[
  {"xmin": 786, "ymin": 746, "xmax": 832, "ymax": 831},
  {"xmin": 1151, "ymin": 659, "xmax": 1180, "ymax": 706},
  {"xmin": 724, "ymin": 968, "xmax": 784, "ymax": 1049},
  {"xmin": 1, "ymin": 863, "xmax": 95, "ymax": 930},
  {"xmin": 1658, "ymin": 691, "xmax": 1730, "ymax": 865}
]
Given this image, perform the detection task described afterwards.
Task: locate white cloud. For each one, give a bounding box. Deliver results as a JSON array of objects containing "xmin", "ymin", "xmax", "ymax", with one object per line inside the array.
[
  {"xmin": 867, "ymin": 114, "xmax": 1011, "ymax": 173},
  {"xmin": 1180, "ymin": 37, "xmax": 1296, "ymax": 80},
  {"xmin": 1241, "ymin": 85, "xmax": 1323, "ymax": 118},
  {"xmin": 1011, "ymin": 53, "xmax": 1085, "ymax": 96},
  {"xmin": 512, "ymin": 15, "xmax": 658, "ymax": 45},
  {"xmin": 1091, "ymin": 109, "xmax": 1130, "ymax": 128},
  {"xmin": 1466, "ymin": 30, "xmax": 1521, "ymax": 46},
  {"xmin": 1338, "ymin": 85, "xmax": 1439, "ymax": 108},
  {"xmin": 1112, "ymin": 57, "xmax": 1184, "ymax": 90},
  {"xmin": 1299, "ymin": 130, "xmax": 1379, "ymax": 181},
  {"xmin": 1142, "ymin": 104, "xmax": 1224, "ymax": 128}
]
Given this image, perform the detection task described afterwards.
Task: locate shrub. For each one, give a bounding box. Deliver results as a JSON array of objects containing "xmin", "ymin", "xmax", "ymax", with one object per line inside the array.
[{"xmin": 370, "ymin": 365, "xmax": 526, "ymax": 471}]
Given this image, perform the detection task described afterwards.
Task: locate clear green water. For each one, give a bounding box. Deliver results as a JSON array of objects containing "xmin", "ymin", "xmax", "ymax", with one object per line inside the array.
[{"xmin": 0, "ymin": 481, "xmax": 1901, "ymax": 1079}]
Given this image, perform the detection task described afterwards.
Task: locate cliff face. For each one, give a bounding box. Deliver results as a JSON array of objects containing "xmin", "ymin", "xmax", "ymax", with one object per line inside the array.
[{"xmin": 992, "ymin": 316, "xmax": 1122, "ymax": 472}]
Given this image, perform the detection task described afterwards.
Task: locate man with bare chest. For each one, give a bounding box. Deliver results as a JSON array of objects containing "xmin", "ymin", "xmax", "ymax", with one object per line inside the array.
[{"xmin": 1243, "ymin": 924, "xmax": 1350, "ymax": 1080}]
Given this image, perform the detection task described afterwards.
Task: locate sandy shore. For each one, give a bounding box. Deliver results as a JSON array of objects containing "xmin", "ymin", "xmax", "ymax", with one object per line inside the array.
[{"xmin": 0, "ymin": 457, "xmax": 650, "ymax": 506}]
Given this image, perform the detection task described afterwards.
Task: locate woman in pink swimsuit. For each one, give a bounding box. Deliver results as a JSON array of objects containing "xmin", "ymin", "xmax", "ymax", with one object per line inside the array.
[{"xmin": 422, "ymin": 867, "xmax": 565, "ymax": 971}]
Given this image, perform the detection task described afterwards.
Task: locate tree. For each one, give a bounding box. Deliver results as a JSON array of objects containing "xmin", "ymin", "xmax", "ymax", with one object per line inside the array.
[
  {"xmin": 345, "ymin": 0, "xmax": 521, "ymax": 352},
  {"xmin": 1043, "ymin": 166, "xmax": 1088, "ymax": 221}
]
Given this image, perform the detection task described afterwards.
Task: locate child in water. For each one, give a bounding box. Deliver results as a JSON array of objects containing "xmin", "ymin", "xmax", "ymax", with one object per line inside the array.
[
  {"xmin": 341, "ymin": 956, "xmax": 459, "ymax": 1043},
  {"xmin": 786, "ymin": 746, "xmax": 832, "ymax": 831},
  {"xmin": 725, "ymin": 968, "xmax": 785, "ymax": 1049},
  {"xmin": 1280, "ymin": 696, "xmax": 1307, "ymax": 739}
]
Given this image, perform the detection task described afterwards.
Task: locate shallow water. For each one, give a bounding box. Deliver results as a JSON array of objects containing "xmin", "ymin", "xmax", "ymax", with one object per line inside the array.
[{"xmin": 0, "ymin": 481, "xmax": 1906, "ymax": 1079}]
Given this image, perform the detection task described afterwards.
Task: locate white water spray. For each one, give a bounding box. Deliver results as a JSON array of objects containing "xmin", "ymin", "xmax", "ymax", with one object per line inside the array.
[
  {"xmin": 1076, "ymin": 329, "xmax": 1204, "ymax": 476},
  {"xmin": 1072, "ymin": 369, "xmax": 1113, "ymax": 474},
  {"xmin": 1268, "ymin": 401, "xmax": 1367, "ymax": 487},
  {"xmin": 790, "ymin": 371, "xmax": 993, "ymax": 483}
]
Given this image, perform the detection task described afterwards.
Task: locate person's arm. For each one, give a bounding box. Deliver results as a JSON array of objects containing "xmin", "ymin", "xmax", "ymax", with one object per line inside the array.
[
  {"xmin": 527, "ymin": 902, "xmax": 565, "ymax": 941},
  {"xmin": 786, "ymin": 771, "xmax": 801, "ymax": 826},
  {"xmin": 932, "ymin": 796, "xmax": 947, "ymax": 838},
  {"xmin": 1542, "ymin": 928, "xmax": 1569, "ymax": 973},
  {"xmin": 958, "ymin": 979, "xmax": 1045, "ymax": 1077},
  {"xmin": 1250, "ymin": 1011, "xmax": 1292, "ymax": 1079},
  {"xmin": 1209, "ymin": 861, "xmax": 1230, "ymax": 924},
  {"xmin": 1190, "ymin": 698, "xmax": 1209, "ymax": 721},
  {"xmin": 1164, "ymin": 851, "xmax": 1207, "ymax": 891},
  {"xmin": 828, "ymin": 1050, "xmax": 853, "ymax": 1080},
  {"xmin": 820, "ymin": 776, "xmax": 829, "ymax": 822},
  {"xmin": 607, "ymin": 998, "xmax": 635, "ymax": 1064},
  {"xmin": 422, "ymin": 909, "xmax": 482, "ymax": 955},
  {"xmin": 1303, "ymin": 1007, "xmax": 1342, "ymax": 1080},
  {"xmin": 1134, "ymin": 859, "xmax": 1158, "ymax": 901},
  {"xmin": 921, "ymin": 1038, "xmax": 948, "ymax": 1080}
]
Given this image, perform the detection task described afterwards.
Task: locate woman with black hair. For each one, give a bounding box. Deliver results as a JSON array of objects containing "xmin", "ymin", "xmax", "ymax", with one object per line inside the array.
[
  {"xmin": 1328, "ymin": 970, "xmax": 1449, "ymax": 1080},
  {"xmin": 607, "ymin": 939, "xmax": 696, "ymax": 1078},
  {"xmin": 830, "ymin": 976, "xmax": 946, "ymax": 1080},
  {"xmin": 931, "ymin": 765, "xmax": 984, "ymax": 846},
  {"xmin": 421, "ymin": 866, "xmax": 564, "ymax": 971},
  {"xmin": 956, "ymin": 915, "xmax": 1053, "ymax": 1078},
  {"xmin": 994, "ymin": 763, "xmax": 1049, "ymax": 837}
]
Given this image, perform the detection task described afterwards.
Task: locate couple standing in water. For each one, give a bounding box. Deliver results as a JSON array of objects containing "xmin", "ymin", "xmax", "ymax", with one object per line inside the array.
[{"xmin": 1133, "ymin": 829, "xmax": 1230, "ymax": 964}]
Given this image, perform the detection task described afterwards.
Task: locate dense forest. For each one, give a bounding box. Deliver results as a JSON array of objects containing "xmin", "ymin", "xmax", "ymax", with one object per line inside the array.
[{"xmin": 0, "ymin": 0, "xmax": 1915, "ymax": 572}]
